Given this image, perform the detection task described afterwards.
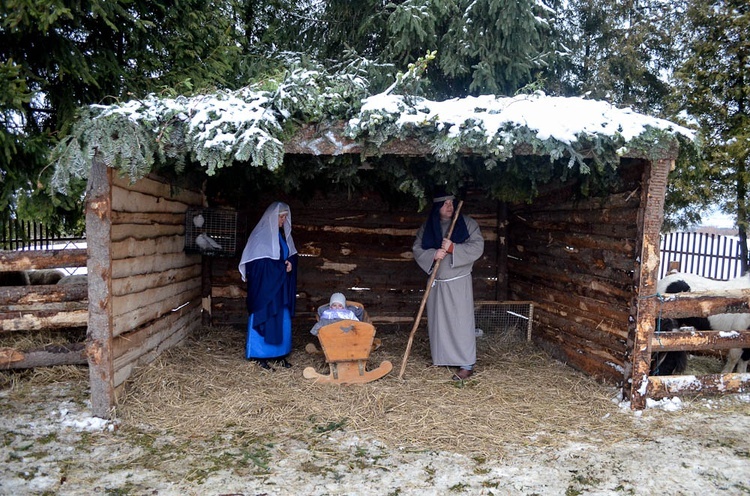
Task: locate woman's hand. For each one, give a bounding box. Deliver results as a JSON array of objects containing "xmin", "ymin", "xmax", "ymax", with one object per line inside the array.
[
  {"xmin": 285, "ymin": 260, "xmax": 292, "ymax": 272},
  {"xmin": 441, "ymin": 238, "xmax": 454, "ymax": 253},
  {"xmin": 434, "ymin": 248, "xmax": 447, "ymax": 261}
]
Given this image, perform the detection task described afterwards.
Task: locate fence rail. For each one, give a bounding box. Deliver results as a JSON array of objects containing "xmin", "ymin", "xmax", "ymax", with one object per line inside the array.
[
  {"xmin": 1, "ymin": 216, "xmax": 85, "ymax": 251},
  {"xmin": 659, "ymin": 231, "xmax": 744, "ymax": 280}
]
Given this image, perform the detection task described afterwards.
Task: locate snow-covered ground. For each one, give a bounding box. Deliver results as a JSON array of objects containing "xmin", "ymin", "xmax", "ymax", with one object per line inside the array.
[{"xmin": 2, "ymin": 381, "xmax": 749, "ymax": 496}]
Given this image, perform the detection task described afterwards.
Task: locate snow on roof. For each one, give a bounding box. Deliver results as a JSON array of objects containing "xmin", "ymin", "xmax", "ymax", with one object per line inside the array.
[
  {"xmin": 354, "ymin": 92, "xmax": 694, "ymax": 144},
  {"xmin": 50, "ymin": 82, "xmax": 697, "ymax": 194}
]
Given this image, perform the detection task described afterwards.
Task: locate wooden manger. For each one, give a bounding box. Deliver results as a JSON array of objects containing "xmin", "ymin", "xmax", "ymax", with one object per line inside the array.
[{"xmin": 303, "ymin": 320, "xmax": 392, "ymax": 384}]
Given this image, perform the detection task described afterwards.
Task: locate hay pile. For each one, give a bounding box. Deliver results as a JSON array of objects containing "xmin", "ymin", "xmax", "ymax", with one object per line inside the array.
[{"xmin": 120, "ymin": 323, "xmax": 638, "ymax": 455}]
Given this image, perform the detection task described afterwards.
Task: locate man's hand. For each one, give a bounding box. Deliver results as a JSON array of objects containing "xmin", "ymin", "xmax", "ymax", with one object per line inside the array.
[{"xmin": 441, "ymin": 238, "xmax": 454, "ymax": 253}]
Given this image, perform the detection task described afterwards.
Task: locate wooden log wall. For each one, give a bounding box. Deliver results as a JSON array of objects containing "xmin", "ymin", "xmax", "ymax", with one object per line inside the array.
[
  {"xmin": 87, "ymin": 164, "xmax": 204, "ymax": 417},
  {"xmin": 506, "ymin": 159, "xmax": 647, "ymax": 384},
  {"xmin": 0, "ymin": 249, "xmax": 88, "ymax": 369},
  {"xmin": 209, "ymin": 188, "xmax": 499, "ymax": 333}
]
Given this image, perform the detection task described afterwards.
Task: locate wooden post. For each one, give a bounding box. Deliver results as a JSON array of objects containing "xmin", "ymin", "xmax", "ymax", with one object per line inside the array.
[
  {"xmin": 86, "ymin": 159, "xmax": 116, "ymax": 418},
  {"xmin": 627, "ymin": 158, "xmax": 673, "ymax": 410},
  {"xmin": 496, "ymin": 200, "xmax": 508, "ymax": 301},
  {"xmin": 201, "ymin": 257, "xmax": 213, "ymax": 326}
]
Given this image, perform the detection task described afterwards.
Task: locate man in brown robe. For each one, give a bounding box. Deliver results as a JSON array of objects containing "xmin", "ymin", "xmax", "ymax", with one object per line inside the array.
[{"xmin": 412, "ymin": 192, "xmax": 484, "ymax": 380}]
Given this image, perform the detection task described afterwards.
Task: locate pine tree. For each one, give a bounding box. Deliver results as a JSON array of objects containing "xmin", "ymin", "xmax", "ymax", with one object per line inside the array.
[
  {"xmin": 550, "ymin": 0, "xmax": 683, "ymax": 114},
  {"xmin": 0, "ymin": 0, "xmax": 244, "ymax": 228},
  {"xmin": 674, "ymin": 0, "xmax": 750, "ymax": 271},
  {"xmin": 385, "ymin": 0, "xmax": 558, "ymax": 97}
]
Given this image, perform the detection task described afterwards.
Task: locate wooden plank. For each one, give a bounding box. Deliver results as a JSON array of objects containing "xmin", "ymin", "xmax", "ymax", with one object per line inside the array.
[
  {"xmin": 0, "ymin": 249, "xmax": 87, "ymax": 271},
  {"xmin": 111, "ymin": 211, "xmax": 185, "ymax": 226},
  {"xmin": 111, "ymin": 235, "xmax": 188, "ymax": 260},
  {"xmin": 513, "ymin": 187, "xmax": 642, "ymax": 213},
  {"xmin": 113, "ymin": 299, "xmax": 200, "ymax": 360},
  {"xmin": 647, "ymin": 373, "xmax": 750, "ymax": 399},
  {"xmin": 112, "ymin": 286, "xmax": 201, "ymax": 336},
  {"xmin": 111, "ymin": 223, "xmax": 184, "ymax": 242},
  {"xmin": 85, "ymin": 160, "xmax": 115, "ymax": 419},
  {"xmin": 112, "ymin": 173, "xmax": 203, "ymax": 206},
  {"xmin": 514, "ymin": 282, "xmax": 630, "ymax": 326},
  {"xmin": 112, "ymin": 186, "xmax": 191, "ymax": 214},
  {"xmin": 512, "ymin": 228, "xmax": 636, "ymax": 256},
  {"xmin": 112, "ymin": 276, "xmax": 201, "ymax": 317},
  {"xmin": 533, "ymin": 328, "xmax": 625, "ymax": 383},
  {"xmin": 650, "ymin": 329, "xmax": 750, "ymax": 351},
  {"xmin": 112, "ymin": 252, "xmax": 200, "ymax": 278},
  {"xmin": 509, "ymin": 240, "xmax": 636, "ymax": 275},
  {"xmin": 508, "ymin": 262, "xmax": 633, "ymax": 302},
  {"xmin": 533, "ymin": 307, "xmax": 628, "ymax": 352},
  {"xmin": 112, "ymin": 264, "xmax": 201, "ymax": 296},
  {"xmin": 112, "ymin": 305, "xmax": 200, "ymax": 389}
]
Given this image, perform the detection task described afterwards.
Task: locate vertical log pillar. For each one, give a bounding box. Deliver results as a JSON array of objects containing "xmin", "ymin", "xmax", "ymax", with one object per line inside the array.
[
  {"xmin": 86, "ymin": 160, "xmax": 115, "ymax": 418},
  {"xmin": 627, "ymin": 158, "xmax": 673, "ymax": 409},
  {"xmin": 496, "ymin": 201, "xmax": 508, "ymax": 301},
  {"xmin": 201, "ymin": 257, "xmax": 213, "ymax": 325}
]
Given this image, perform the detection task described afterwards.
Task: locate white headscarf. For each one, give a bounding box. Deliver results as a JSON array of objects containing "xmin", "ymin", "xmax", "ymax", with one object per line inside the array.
[{"xmin": 238, "ymin": 201, "xmax": 298, "ymax": 282}]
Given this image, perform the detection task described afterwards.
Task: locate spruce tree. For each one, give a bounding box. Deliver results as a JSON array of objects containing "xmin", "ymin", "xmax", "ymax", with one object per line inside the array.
[
  {"xmin": 0, "ymin": 0, "xmax": 243, "ymax": 228},
  {"xmin": 673, "ymin": 0, "xmax": 750, "ymax": 271}
]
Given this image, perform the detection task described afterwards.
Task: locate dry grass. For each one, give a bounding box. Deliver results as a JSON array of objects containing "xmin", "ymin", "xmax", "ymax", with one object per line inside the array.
[{"xmin": 118, "ymin": 323, "xmax": 638, "ymax": 455}]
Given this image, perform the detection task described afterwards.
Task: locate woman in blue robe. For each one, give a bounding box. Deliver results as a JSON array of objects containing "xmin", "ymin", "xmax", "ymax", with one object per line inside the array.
[{"xmin": 239, "ymin": 202, "xmax": 298, "ymax": 369}]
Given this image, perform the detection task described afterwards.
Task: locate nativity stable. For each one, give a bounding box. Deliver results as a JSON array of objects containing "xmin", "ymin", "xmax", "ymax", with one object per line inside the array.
[{"xmin": 5, "ymin": 70, "xmax": 750, "ymax": 417}]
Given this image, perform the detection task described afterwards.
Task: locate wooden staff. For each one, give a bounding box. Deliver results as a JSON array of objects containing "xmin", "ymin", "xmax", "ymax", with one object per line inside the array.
[{"xmin": 398, "ymin": 200, "xmax": 464, "ymax": 379}]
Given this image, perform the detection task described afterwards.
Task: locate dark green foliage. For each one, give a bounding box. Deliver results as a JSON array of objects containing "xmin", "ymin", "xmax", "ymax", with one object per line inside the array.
[
  {"xmin": 550, "ymin": 0, "xmax": 682, "ymax": 115},
  {"xmin": 1, "ymin": 0, "xmax": 244, "ymax": 230},
  {"xmin": 671, "ymin": 0, "xmax": 750, "ymax": 268}
]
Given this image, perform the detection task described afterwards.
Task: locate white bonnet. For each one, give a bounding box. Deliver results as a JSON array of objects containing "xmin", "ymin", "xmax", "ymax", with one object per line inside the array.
[{"xmin": 329, "ymin": 292, "xmax": 346, "ymax": 307}]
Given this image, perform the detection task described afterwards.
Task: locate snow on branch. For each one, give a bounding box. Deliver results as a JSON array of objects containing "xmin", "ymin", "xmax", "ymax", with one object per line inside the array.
[{"xmin": 49, "ymin": 67, "xmax": 697, "ymax": 195}]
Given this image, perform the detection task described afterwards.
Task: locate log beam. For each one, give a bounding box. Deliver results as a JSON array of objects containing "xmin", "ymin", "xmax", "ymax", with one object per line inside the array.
[
  {"xmin": 648, "ymin": 373, "xmax": 750, "ymax": 399},
  {"xmin": 0, "ymin": 343, "xmax": 87, "ymax": 369},
  {"xmin": 651, "ymin": 329, "xmax": 750, "ymax": 351}
]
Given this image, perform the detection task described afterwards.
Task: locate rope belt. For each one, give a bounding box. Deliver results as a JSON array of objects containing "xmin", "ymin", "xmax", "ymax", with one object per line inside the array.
[{"xmin": 431, "ymin": 272, "xmax": 471, "ymax": 287}]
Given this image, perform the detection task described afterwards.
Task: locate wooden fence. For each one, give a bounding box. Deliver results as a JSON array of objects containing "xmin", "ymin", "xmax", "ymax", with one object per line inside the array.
[
  {"xmin": 1, "ymin": 214, "xmax": 84, "ymax": 251},
  {"xmin": 659, "ymin": 232, "xmax": 744, "ymax": 280}
]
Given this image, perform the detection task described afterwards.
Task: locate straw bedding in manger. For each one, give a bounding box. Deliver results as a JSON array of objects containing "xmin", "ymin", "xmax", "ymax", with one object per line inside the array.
[{"xmin": 118, "ymin": 322, "xmax": 642, "ymax": 455}]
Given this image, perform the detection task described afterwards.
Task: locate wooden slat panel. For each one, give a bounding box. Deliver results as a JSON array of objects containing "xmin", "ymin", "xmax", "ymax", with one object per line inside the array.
[
  {"xmin": 111, "ymin": 223, "xmax": 184, "ymax": 242},
  {"xmin": 112, "ymin": 185, "xmax": 191, "ymax": 214},
  {"xmin": 112, "ymin": 300, "xmax": 201, "ymax": 388},
  {"xmin": 112, "ymin": 252, "xmax": 200, "ymax": 278},
  {"xmin": 111, "ymin": 235, "xmax": 188, "ymax": 260},
  {"xmin": 112, "ymin": 173, "xmax": 203, "ymax": 206},
  {"xmin": 112, "ymin": 285, "xmax": 201, "ymax": 336},
  {"xmin": 112, "ymin": 265, "xmax": 201, "ymax": 296}
]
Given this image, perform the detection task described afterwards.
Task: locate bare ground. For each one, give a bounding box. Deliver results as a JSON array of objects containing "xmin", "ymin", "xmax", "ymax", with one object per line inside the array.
[{"xmin": 2, "ymin": 324, "xmax": 749, "ymax": 495}]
